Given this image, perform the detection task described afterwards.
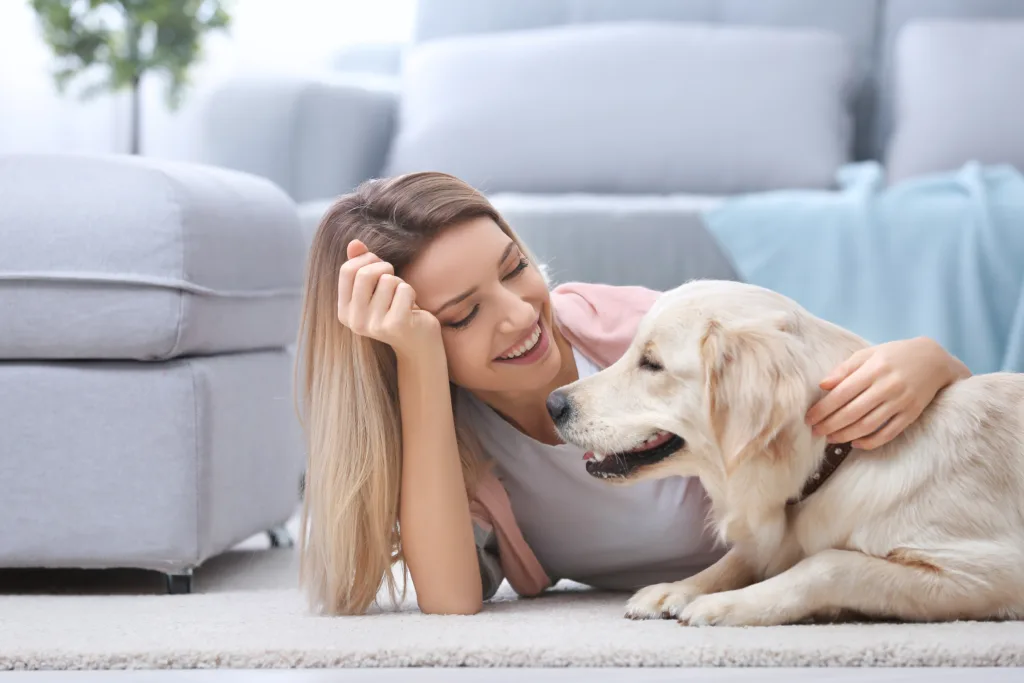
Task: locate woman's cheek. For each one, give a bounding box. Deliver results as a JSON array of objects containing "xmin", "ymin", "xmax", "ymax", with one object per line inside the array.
[{"xmin": 441, "ymin": 334, "xmax": 481, "ymax": 387}]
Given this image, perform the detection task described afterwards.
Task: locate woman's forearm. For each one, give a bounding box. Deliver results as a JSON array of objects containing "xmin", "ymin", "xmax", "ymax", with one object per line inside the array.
[{"xmin": 396, "ymin": 347, "xmax": 483, "ymax": 615}]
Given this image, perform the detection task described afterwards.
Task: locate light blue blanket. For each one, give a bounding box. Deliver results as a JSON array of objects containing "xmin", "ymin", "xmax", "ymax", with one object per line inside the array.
[{"xmin": 703, "ymin": 161, "xmax": 1024, "ymax": 374}]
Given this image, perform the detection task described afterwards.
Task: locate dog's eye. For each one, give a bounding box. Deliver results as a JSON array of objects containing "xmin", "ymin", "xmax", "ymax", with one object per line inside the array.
[{"xmin": 640, "ymin": 356, "xmax": 663, "ymax": 372}]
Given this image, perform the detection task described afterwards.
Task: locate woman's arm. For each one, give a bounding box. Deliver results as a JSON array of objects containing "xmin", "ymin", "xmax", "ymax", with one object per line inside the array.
[
  {"xmin": 805, "ymin": 336, "xmax": 971, "ymax": 450},
  {"xmin": 396, "ymin": 344, "xmax": 484, "ymax": 615}
]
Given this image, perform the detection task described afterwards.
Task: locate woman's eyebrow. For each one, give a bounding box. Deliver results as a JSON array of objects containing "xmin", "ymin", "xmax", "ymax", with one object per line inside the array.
[
  {"xmin": 430, "ymin": 242, "xmax": 517, "ymax": 316},
  {"xmin": 496, "ymin": 241, "xmax": 515, "ymax": 266},
  {"xmin": 432, "ymin": 287, "xmax": 476, "ymax": 316}
]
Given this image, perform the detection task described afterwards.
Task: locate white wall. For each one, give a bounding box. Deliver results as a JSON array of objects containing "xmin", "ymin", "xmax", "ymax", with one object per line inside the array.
[
  {"xmin": 0, "ymin": 0, "xmax": 416, "ymax": 159},
  {"xmin": 0, "ymin": 1, "xmax": 120, "ymax": 155}
]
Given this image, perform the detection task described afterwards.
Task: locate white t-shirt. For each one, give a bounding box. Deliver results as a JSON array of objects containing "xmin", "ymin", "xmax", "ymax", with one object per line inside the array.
[{"xmin": 456, "ymin": 347, "xmax": 725, "ymax": 591}]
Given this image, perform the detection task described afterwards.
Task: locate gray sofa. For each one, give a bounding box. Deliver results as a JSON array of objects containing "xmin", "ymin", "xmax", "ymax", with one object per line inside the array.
[
  {"xmin": 199, "ymin": 0, "xmax": 1024, "ymax": 292},
  {"xmin": 0, "ymin": 154, "xmax": 307, "ymax": 592}
]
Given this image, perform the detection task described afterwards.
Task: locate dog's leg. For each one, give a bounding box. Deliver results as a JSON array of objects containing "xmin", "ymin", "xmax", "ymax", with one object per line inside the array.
[
  {"xmin": 625, "ymin": 546, "xmax": 757, "ymax": 619},
  {"xmin": 678, "ymin": 548, "xmax": 979, "ymax": 627}
]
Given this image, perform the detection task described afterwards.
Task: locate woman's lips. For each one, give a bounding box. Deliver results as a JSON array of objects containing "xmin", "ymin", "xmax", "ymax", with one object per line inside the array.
[{"xmin": 494, "ymin": 321, "xmax": 549, "ymax": 365}]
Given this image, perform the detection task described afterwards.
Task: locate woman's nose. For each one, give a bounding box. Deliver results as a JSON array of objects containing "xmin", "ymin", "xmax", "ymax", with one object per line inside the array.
[{"xmin": 499, "ymin": 291, "xmax": 536, "ymax": 331}]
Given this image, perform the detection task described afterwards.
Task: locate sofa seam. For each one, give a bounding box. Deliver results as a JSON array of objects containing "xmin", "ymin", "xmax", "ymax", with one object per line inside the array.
[
  {"xmin": 0, "ymin": 272, "xmax": 302, "ymax": 297},
  {"xmin": 152, "ymin": 168, "xmax": 189, "ymax": 360},
  {"xmin": 188, "ymin": 358, "xmax": 203, "ymax": 566}
]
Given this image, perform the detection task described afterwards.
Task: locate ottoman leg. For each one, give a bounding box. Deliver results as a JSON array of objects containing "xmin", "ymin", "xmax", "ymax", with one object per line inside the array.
[
  {"xmin": 166, "ymin": 570, "xmax": 194, "ymax": 595},
  {"xmin": 267, "ymin": 524, "xmax": 294, "ymax": 548}
]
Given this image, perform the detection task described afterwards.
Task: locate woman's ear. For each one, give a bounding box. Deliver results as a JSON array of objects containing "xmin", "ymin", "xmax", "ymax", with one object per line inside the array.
[{"xmin": 700, "ymin": 318, "xmax": 805, "ymax": 473}]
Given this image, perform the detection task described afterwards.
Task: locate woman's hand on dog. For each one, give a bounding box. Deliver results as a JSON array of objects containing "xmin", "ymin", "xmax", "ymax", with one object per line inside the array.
[
  {"xmin": 805, "ymin": 337, "xmax": 971, "ymax": 450},
  {"xmin": 337, "ymin": 239, "xmax": 443, "ymax": 361}
]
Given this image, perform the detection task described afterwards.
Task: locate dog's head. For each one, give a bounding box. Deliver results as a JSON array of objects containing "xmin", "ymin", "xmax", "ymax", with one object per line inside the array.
[{"xmin": 550, "ymin": 280, "xmax": 859, "ymax": 496}]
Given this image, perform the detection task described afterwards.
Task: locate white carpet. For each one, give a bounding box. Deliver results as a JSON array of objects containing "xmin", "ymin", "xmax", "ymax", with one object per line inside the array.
[{"xmin": 2, "ymin": 524, "xmax": 1024, "ymax": 670}]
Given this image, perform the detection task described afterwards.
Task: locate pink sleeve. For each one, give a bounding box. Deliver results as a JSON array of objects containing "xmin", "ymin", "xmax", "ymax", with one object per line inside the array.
[
  {"xmin": 550, "ymin": 282, "xmax": 661, "ymax": 366},
  {"xmin": 469, "ymin": 471, "xmax": 551, "ymax": 597}
]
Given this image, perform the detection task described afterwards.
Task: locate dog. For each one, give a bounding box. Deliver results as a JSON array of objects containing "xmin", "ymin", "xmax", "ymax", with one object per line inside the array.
[{"xmin": 548, "ymin": 279, "xmax": 1024, "ymax": 626}]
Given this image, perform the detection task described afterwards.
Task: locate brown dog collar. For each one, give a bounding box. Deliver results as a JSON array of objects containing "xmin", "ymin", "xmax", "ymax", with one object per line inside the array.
[{"xmin": 786, "ymin": 442, "xmax": 853, "ymax": 506}]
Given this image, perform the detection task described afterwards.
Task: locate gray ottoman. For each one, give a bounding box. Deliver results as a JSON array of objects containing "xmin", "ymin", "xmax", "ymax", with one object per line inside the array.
[{"xmin": 0, "ymin": 154, "xmax": 307, "ymax": 593}]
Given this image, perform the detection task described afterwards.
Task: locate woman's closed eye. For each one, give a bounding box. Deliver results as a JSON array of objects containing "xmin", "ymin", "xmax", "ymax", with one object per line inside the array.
[
  {"xmin": 504, "ymin": 257, "xmax": 529, "ymax": 280},
  {"xmin": 445, "ymin": 257, "xmax": 530, "ymax": 331},
  {"xmin": 447, "ymin": 305, "xmax": 479, "ymax": 330}
]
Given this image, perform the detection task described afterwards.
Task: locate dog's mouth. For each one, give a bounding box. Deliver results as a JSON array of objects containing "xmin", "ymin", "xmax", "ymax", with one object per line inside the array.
[{"xmin": 583, "ymin": 430, "xmax": 685, "ymax": 479}]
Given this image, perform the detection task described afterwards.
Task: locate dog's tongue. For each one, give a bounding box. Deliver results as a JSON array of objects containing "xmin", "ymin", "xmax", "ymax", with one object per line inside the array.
[
  {"xmin": 628, "ymin": 431, "xmax": 674, "ymax": 453},
  {"xmin": 582, "ymin": 433, "xmax": 672, "ymax": 461}
]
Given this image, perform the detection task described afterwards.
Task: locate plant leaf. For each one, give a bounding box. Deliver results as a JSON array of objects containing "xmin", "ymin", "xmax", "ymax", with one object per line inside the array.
[{"xmin": 29, "ymin": 0, "xmax": 232, "ymax": 106}]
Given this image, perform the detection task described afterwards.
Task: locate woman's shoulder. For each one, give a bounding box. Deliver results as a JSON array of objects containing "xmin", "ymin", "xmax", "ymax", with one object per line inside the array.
[{"xmin": 551, "ymin": 282, "xmax": 662, "ymax": 367}]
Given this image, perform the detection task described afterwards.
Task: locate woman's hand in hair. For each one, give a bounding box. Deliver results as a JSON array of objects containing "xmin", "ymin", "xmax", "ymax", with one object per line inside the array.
[{"xmin": 338, "ymin": 239, "xmax": 442, "ymax": 361}]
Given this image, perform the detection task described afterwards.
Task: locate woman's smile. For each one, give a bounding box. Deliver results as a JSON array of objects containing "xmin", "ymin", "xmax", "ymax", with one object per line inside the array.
[{"xmin": 494, "ymin": 319, "xmax": 551, "ymax": 365}]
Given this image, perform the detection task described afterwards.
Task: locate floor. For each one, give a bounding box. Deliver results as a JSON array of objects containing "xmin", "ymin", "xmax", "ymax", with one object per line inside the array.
[
  {"xmin": 4, "ymin": 515, "xmax": 1022, "ymax": 679},
  {"xmin": 2, "ymin": 669, "xmax": 1023, "ymax": 682}
]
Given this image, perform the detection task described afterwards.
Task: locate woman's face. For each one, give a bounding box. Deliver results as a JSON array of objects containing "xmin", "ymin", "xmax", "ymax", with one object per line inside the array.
[{"xmin": 402, "ymin": 216, "xmax": 561, "ymax": 395}]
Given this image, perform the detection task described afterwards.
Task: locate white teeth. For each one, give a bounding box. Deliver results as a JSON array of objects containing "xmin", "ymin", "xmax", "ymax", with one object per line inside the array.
[
  {"xmin": 499, "ymin": 326, "xmax": 541, "ymax": 359},
  {"xmin": 638, "ymin": 431, "xmax": 669, "ymax": 447}
]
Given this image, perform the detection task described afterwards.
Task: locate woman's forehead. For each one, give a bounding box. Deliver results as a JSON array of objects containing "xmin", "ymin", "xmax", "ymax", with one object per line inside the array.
[{"xmin": 404, "ymin": 217, "xmax": 514, "ymax": 303}]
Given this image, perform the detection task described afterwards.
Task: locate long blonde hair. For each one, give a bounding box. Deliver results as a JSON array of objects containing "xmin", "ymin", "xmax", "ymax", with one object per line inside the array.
[{"xmin": 295, "ymin": 172, "xmax": 539, "ymax": 615}]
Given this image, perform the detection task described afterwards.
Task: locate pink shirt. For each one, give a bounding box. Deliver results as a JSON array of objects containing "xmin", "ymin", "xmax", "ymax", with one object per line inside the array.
[{"xmin": 466, "ymin": 282, "xmax": 720, "ymax": 597}]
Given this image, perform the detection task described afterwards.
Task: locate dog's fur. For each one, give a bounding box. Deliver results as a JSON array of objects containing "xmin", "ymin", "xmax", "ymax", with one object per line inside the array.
[{"xmin": 551, "ymin": 280, "xmax": 1024, "ymax": 626}]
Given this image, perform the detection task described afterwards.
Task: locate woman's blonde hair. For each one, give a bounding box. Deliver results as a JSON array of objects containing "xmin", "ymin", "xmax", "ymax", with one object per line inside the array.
[{"xmin": 295, "ymin": 171, "xmax": 540, "ymax": 616}]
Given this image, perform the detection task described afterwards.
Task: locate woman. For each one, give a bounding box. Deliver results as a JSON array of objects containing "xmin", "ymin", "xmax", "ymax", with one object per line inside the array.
[{"xmin": 295, "ymin": 172, "xmax": 971, "ymax": 616}]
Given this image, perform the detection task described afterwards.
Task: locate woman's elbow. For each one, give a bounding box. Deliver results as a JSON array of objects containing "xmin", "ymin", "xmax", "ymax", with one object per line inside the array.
[{"xmin": 417, "ymin": 595, "xmax": 483, "ymax": 616}]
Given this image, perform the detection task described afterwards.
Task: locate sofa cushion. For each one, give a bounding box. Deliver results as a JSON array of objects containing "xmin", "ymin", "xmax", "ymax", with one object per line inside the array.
[
  {"xmin": 385, "ymin": 22, "xmax": 856, "ymax": 194},
  {"xmin": 0, "ymin": 350, "xmax": 302, "ymax": 571},
  {"xmin": 885, "ymin": 20, "xmax": 1024, "ymax": 183},
  {"xmin": 488, "ymin": 192, "xmax": 738, "ymax": 292},
  {"xmin": 0, "ymin": 154, "xmax": 306, "ymax": 360}
]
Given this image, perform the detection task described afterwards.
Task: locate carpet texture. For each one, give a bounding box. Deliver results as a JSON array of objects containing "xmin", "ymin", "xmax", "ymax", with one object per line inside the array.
[{"xmin": 2, "ymin": 530, "xmax": 1024, "ymax": 670}]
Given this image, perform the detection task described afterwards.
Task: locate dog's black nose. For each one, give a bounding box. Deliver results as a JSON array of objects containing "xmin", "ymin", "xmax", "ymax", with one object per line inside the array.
[{"xmin": 546, "ymin": 390, "xmax": 572, "ymax": 424}]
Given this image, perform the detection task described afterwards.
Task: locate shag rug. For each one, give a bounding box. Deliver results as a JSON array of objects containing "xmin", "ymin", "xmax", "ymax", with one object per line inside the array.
[{"xmin": 2, "ymin": 522, "xmax": 1024, "ymax": 670}]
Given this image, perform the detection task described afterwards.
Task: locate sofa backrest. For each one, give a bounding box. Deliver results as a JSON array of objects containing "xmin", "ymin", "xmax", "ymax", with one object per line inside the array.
[{"xmin": 408, "ymin": 0, "xmax": 1024, "ymax": 162}]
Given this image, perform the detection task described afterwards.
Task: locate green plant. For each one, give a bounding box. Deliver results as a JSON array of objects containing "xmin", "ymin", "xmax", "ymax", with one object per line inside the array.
[{"xmin": 31, "ymin": 0, "xmax": 232, "ymax": 154}]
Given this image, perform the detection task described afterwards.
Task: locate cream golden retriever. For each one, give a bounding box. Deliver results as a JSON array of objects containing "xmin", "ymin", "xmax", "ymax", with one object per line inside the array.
[{"xmin": 549, "ymin": 279, "xmax": 1024, "ymax": 626}]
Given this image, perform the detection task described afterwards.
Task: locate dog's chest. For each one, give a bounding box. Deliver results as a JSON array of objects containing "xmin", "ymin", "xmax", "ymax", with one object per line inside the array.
[
  {"xmin": 785, "ymin": 454, "xmax": 934, "ymax": 559},
  {"xmin": 788, "ymin": 506, "xmax": 860, "ymax": 559}
]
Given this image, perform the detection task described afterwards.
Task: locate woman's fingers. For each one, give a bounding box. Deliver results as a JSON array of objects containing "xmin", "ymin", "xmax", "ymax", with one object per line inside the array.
[
  {"xmin": 852, "ymin": 413, "xmax": 909, "ymax": 450},
  {"xmin": 817, "ymin": 348, "xmax": 868, "ymax": 391},
  {"xmin": 347, "ymin": 239, "xmax": 369, "ymax": 260},
  {"xmin": 810, "ymin": 375, "xmax": 897, "ymax": 440},
  {"xmin": 824, "ymin": 400, "xmax": 897, "ymax": 445},
  {"xmin": 390, "ymin": 280, "xmax": 416, "ymax": 315},
  {"xmin": 337, "ymin": 251, "xmax": 381, "ymax": 320},
  {"xmin": 367, "ymin": 274, "xmax": 402, "ymax": 328},
  {"xmin": 349, "ymin": 260, "xmax": 394, "ymax": 312},
  {"xmin": 806, "ymin": 363, "xmax": 876, "ymax": 428}
]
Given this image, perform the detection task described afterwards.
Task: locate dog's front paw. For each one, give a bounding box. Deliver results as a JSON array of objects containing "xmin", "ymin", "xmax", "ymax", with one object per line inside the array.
[
  {"xmin": 678, "ymin": 590, "xmax": 781, "ymax": 627},
  {"xmin": 625, "ymin": 581, "xmax": 704, "ymax": 620}
]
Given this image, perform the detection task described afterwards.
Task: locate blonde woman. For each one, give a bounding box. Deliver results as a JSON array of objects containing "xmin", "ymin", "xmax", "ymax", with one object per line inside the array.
[{"xmin": 295, "ymin": 171, "xmax": 971, "ymax": 616}]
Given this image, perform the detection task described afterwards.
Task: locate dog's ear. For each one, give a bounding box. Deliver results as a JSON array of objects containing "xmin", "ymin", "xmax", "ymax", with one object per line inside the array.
[{"xmin": 700, "ymin": 317, "xmax": 805, "ymax": 472}]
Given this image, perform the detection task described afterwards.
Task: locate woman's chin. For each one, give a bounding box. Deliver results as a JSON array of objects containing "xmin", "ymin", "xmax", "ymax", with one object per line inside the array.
[
  {"xmin": 496, "ymin": 345, "xmax": 560, "ymax": 386},
  {"xmin": 471, "ymin": 345, "xmax": 561, "ymax": 396}
]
